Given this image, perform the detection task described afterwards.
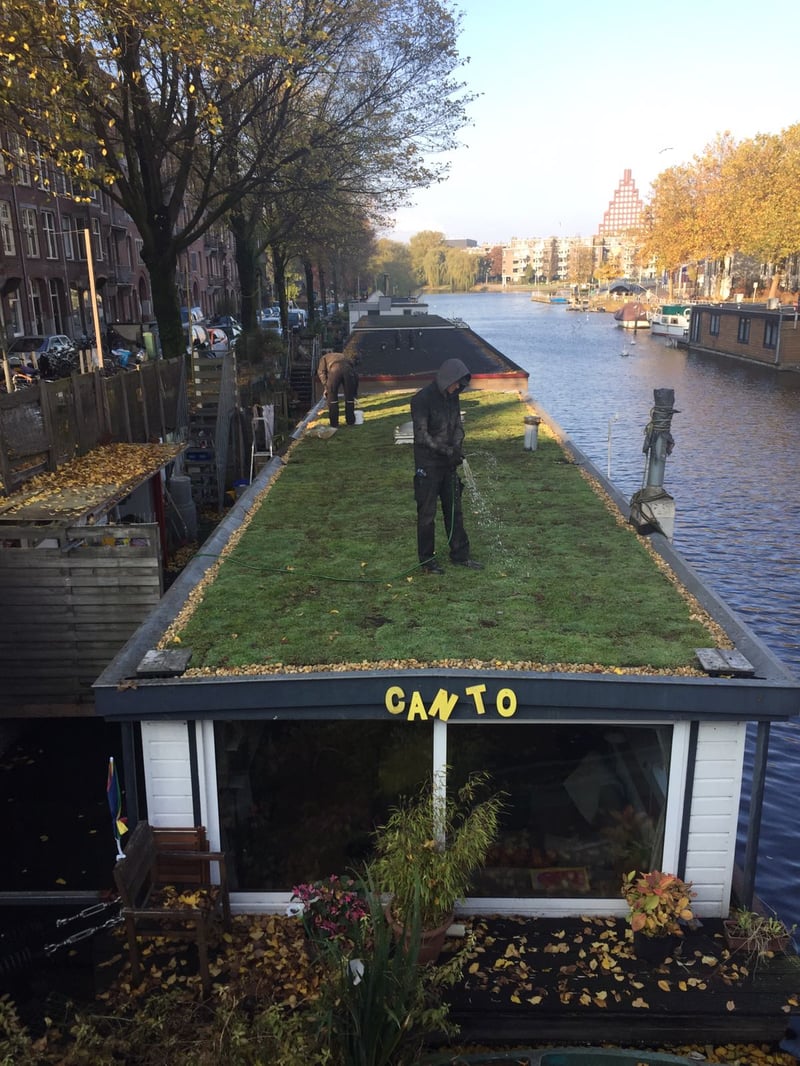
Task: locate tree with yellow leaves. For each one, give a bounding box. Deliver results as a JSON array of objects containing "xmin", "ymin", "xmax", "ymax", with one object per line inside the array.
[{"xmin": 0, "ymin": 0, "xmax": 471, "ymax": 356}]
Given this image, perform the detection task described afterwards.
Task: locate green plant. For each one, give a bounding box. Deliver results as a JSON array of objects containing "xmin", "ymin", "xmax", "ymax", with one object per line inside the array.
[
  {"xmin": 724, "ymin": 906, "xmax": 794, "ymax": 960},
  {"xmin": 371, "ymin": 771, "xmax": 504, "ymax": 929},
  {"xmin": 313, "ymin": 874, "xmax": 463, "ymax": 1066},
  {"xmin": 0, "ymin": 995, "xmax": 35, "ymax": 1066},
  {"xmin": 621, "ymin": 869, "xmax": 695, "ymax": 938}
]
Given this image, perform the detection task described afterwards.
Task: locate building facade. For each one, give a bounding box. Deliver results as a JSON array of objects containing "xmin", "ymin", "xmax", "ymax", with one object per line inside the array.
[{"xmin": 1, "ymin": 130, "xmax": 239, "ymax": 349}]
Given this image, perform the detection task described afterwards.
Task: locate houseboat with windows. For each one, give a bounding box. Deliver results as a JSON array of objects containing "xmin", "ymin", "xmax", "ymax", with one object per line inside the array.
[
  {"xmin": 688, "ymin": 301, "xmax": 800, "ymax": 368},
  {"xmin": 94, "ymin": 330, "xmax": 799, "ymax": 932}
]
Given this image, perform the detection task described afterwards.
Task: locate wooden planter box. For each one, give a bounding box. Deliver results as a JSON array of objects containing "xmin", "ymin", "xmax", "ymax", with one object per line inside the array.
[{"xmin": 723, "ymin": 918, "xmax": 790, "ymax": 955}]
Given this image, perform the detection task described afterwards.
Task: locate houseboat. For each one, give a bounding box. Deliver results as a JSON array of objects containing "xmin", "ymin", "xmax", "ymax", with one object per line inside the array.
[
  {"xmin": 94, "ymin": 340, "xmax": 798, "ymax": 932},
  {"xmin": 688, "ymin": 300, "xmax": 800, "ymax": 369}
]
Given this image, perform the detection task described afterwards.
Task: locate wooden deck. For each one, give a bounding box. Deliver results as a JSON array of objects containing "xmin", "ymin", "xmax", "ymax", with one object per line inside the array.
[{"xmin": 440, "ymin": 916, "xmax": 800, "ymax": 1048}]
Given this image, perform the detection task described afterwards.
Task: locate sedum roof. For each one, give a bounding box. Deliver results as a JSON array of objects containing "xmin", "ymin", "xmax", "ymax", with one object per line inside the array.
[{"xmin": 158, "ymin": 390, "xmax": 727, "ymax": 679}]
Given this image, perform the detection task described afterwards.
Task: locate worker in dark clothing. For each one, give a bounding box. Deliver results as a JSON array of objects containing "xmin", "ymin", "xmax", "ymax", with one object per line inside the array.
[
  {"xmin": 411, "ymin": 357, "xmax": 483, "ymax": 574},
  {"xmin": 317, "ymin": 351, "xmax": 359, "ymax": 427}
]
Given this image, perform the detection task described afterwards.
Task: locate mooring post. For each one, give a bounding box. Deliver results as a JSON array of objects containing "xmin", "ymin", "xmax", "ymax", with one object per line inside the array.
[{"xmin": 629, "ymin": 388, "xmax": 678, "ymax": 540}]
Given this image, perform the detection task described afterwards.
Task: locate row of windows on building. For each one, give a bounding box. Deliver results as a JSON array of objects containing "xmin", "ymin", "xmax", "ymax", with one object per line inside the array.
[
  {"xmin": 690, "ymin": 312, "xmax": 781, "ymax": 350},
  {"xmin": 1, "ymin": 129, "xmax": 240, "ymax": 340}
]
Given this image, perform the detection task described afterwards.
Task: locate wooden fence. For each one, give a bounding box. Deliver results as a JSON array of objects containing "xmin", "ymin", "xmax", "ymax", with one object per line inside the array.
[
  {"xmin": 0, "ymin": 524, "xmax": 162, "ymax": 710},
  {"xmin": 0, "ymin": 359, "xmax": 188, "ymax": 496}
]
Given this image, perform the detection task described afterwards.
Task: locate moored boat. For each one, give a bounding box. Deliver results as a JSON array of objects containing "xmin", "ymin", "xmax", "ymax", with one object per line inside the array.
[
  {"xmin": 650, "ymin": 304, "xmax": 691, "ymax": 337},
  {"xmin": 613, "ymin": 301, "xmax": 650, "ymax": 329}
]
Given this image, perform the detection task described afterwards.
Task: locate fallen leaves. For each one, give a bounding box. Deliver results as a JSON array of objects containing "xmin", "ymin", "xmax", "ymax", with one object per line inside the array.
[
  {"xmin": 1, "ymin": 442, "xmax": 181, "ymax": 519},
  {"xmin": 455, "ymin": 914, "xmax": 770, "ymax": 1023}
]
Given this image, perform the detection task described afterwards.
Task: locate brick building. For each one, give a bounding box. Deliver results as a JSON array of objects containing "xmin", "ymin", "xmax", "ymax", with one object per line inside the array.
[{"xmin": 0, "ymin": 130, "xmax": 239, "ymax": 349}]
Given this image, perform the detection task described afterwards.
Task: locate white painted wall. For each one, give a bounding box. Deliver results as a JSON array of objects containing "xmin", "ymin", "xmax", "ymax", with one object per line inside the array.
[{"xmin": 683, "ymin": 721, "xmax": 746, "ymax": 917}]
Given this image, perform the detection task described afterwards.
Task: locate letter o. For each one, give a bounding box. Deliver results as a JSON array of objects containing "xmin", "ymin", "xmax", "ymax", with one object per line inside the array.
[{"xmin": 496, "ymin": 688, "xmax": 517, "ymax": 717}]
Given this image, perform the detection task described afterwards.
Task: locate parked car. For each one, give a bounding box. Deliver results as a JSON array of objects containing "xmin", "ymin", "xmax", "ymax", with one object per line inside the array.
[
  {"xmin": 7, "ymin": 334, "xmax": 75, "ymax": 361},
  {"xmin": 6, "ymin": 335, "xmax": 78, "ymax": 377},
  {"xmin": 206, "ymin": 327, "xmax": 230, "ymax": 353},
  {"xmin": 287, "ymin": 308, "xmax": 308, "ymax": 331},
  {"xmin": 208, "ymin": 315, "xmax": 242, "ymax": 341},
  {"xmin": 185, "ymin": 323, "xmax": 211, "ymax": 355},
  {"xmin": 261, "ymin": 317, "xmax": 283, "ymax": 338},
  {"xmin": 181, "ymin": 306, "xmax": 205, "ymax": 326}
]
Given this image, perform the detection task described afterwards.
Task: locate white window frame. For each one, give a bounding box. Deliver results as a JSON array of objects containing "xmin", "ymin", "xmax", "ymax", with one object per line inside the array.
[
  {"xmin": 62, "ymin": 217, "xmax": 75, "ymax": 260},
  {"xmin": 42, "ymin": 210, "xmax": 59, "ymax": 259},
  {"xmin": 91, "ymin": 216, "xmax": 104, "ymax": 261},
  {"xmin": 21, "ymin": 207, "xmax": 40, "ymax": 258},
  {"xmin": 0, "ymin": 200, "xmax": 16, "ymax": 255},
  {"xmin": 10, "ymin": 133, "xmax": 31, "ymax": 186},
  {"xmin": 197, "ymin": 717, "xmax": 691, "ymax": 918}
]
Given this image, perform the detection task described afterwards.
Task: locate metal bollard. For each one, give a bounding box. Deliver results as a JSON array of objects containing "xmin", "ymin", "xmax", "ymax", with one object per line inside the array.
[{"xmin": 524, "ymin": 415, "xmax": 542, "ymax": 450}]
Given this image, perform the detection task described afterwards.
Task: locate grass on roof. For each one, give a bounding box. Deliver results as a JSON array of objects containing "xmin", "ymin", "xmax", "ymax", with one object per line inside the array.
[{"xmin": 167, "ymin": 390, "xmax": 722, "ymax": 675}]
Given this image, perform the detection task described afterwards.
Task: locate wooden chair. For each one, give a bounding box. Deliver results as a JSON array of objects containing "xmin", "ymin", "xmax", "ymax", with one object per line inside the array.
[{"xmin": 113, "ymin": 821, "xmax": 232, "ymax": 995}]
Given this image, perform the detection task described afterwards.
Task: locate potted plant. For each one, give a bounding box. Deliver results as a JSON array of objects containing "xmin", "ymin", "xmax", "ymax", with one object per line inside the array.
[
  {"xmin": 371, "ymin": 771, "xmax": 504, "ymax": 964},
  {"xmin": 621, "ymin": 869, "xmax": 695, "ymax": 962},
  {"xmin": 723, "ymin": 906, "xmax": 794, "ymax": 960},
  {"xmin": 287, "ymin": 875, "xmax": 370, "ymax": 954}
]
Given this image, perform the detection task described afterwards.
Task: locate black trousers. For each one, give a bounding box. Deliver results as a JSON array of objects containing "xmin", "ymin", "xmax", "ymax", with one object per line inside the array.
[
  {"xmin": 326, "ymin": 367, "xmax": 357, "ymax": 426},
  {"xmin": 414, "ymin": 464, "xmax": 470, "ymax": 563}
]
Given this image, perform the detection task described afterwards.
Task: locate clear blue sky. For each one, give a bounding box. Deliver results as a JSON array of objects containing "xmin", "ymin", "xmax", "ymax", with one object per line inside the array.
[{"xmin": 388, "ymin": 0, "xmax": 800, "ymax": 244}]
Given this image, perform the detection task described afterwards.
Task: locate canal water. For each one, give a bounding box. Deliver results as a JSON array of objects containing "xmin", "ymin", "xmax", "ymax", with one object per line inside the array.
[{"xmin": 426, "ymin": 291, "xmax": 800, "ymax": 932}]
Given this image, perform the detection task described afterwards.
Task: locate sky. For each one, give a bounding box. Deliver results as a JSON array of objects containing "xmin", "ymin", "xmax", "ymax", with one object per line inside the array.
[{"xmin": 387, "ymin": 0, "xmax": 800, "ymax": 245}]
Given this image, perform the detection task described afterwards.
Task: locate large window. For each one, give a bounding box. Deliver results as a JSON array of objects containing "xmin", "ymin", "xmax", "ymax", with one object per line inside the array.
[
  {"xmin": 0, "ymin": 201, "xmax": 15, "ymax": 255},
  {"xmin": 737, "ymin": 317, "xmax": 751, "ymax": 344},
  {"xmin": 710, "ymin": 313, "xmax": 720, "ymax": 337},
  {"xmin": 21, "ymin": 208, "xmax": 39, "ymax": 258},
  {"xmin": 62, "ymin": 217, "xmax": 75, "ymax": 260},
  {"xmin": 214, "ymin": 720, "xmax": 432, "ymax": 891},
  {"xmin": 448, "ymin": 723, "xmax": 671, "ymax": 899},
  {"xmin": 214, "ymin": 719, "xmax": 672, "ymax": 900},
  {"xmin": 42, "ymin": 211, "xmax": 59, "ymax": 259},
  {"xmin": 764, "ymin": 320, "xmax": 779, "ymax": 349}
]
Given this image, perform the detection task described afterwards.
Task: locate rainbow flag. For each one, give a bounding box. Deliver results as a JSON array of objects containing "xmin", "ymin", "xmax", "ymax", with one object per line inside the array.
[{"xmin": 106, "ymin": 757, "xmax": 128, "ymax": 856}]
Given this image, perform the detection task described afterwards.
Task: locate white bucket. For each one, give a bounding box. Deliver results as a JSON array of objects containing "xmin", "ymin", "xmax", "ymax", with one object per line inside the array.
[{"xmin": 354, "ymin": 410, "xmax": 364, "ymax": 425}]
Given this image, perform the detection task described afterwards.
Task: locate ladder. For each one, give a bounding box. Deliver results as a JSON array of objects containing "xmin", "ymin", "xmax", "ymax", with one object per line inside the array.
[{"xmin": 249, "ymin": 404, "xmax": 274, "ymax": 482}]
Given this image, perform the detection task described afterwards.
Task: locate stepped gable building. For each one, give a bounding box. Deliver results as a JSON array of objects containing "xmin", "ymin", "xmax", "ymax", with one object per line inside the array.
[{"xmin": 597, "ymin": 169, "xmax": 645, "ymax": 236}]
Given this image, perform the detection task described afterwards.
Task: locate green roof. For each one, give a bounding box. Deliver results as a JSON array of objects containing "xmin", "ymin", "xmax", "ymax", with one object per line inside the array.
[{"xmin": 163, "ymin": 390, "xmax": 724, "ymax": 677}]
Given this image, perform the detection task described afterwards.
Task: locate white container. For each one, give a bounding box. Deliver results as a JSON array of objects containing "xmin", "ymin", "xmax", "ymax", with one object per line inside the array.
[
  {"xmin": 354, "ymin": 410, "xmax": 364, "ymax": 425},
  {"xmin": 524, "ymin": 416, "xmax": 541, "ymax": 451}
]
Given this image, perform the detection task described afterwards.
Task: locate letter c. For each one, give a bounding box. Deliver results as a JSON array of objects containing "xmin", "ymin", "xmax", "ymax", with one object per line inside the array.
[{"xmin": 385, "ymin": 686, "xmax": 405, "ymax": 714}]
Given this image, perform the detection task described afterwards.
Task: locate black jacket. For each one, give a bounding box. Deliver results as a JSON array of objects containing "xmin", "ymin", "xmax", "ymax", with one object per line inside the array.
[{"xmin": 411, "ymin": 358, "xmax": 471, "ymax": 468}]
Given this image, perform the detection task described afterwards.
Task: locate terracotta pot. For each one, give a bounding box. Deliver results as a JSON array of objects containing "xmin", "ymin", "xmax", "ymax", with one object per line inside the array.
[
  {"xmin": 385, "ymin": 905, "xmax": 454, "ymax": 965},
  {"xmin": 632, "ymin": 929, "xmax": 678, "ymax": 963}
]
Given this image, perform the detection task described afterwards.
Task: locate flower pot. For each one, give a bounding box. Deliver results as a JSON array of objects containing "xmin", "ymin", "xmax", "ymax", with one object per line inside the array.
[
  {"xmin": 385, "ymin": 905, "xmax": 454, "ymax": 965},
  {"xmin": 632, "ymin": 930, "xmax": 678, "ymax": 963}
]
